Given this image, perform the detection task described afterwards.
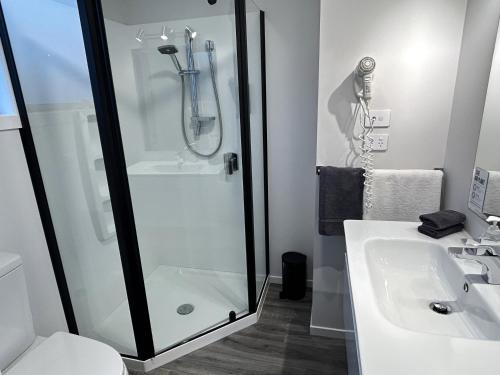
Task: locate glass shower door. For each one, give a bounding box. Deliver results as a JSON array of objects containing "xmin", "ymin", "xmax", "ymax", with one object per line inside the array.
[
  {"xmin": 100, "ymin": 0, "xmax": 249, "ymax": 353},
  {"xmin": 0, "ymin": 0, "xmax": 137, "ymax": 355}
]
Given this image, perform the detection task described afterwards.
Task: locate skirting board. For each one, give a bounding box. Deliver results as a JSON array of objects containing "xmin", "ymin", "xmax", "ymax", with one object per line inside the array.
[
  {"xmin": 125, "ymin": 278, "xmax": 270, "ymax": 373},
  {"xmin": 269, "ymin": 275, "xmax": 314, "ymax": 288},
  {"xmin": 309, "ymin": 323, "xmax": 354, "ymax": 339}
]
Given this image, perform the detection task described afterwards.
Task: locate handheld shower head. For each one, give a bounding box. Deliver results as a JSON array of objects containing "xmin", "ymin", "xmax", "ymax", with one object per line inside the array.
[
  {"xmin": 158, "ymin": 45, "xmax": 183, "ymax": 72},
  {"xmin": 185, "ymin": 26, "xmax": 197, "ymax": 41}
]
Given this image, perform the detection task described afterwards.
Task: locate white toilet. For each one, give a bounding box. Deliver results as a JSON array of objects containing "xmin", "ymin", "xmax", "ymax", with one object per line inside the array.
[{"xmin": 0, "ymin": 252, "xmax": 128, "ymax": 375}]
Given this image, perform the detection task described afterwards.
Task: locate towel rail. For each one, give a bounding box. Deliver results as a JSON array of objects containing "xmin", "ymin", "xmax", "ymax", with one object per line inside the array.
[
  {"xmin": 316, "ymin": 166, "xmax": 444, "ymax": 175},
  {"xmin": 316, "ymin": 167, "xmax": 445, "ymax": 209}
]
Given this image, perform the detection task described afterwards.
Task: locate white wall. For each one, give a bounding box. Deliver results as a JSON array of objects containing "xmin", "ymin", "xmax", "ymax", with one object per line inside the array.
[
  {"xmin": 0, "ymin": 41, "xmax": 22, "ymax": 131},
  {"xmin": 2, "ymin": 1, "xmax": 91, "ymax": 105},
  {"xmin": 106, "ymin": 16, "xmax": 242, "ymax": 160},
  {"xmin": 103, "ymin": 20, "xmax": 145, "ymax": 166},
  {"xmin": 0, "ymin": 129, "xmax": 67, "ymax": 336},
  {"xmin": 444, "ymin": 0, "xmax": 500, "ymax": 237},
  {"xmin": 312, "ymin": 0, "xmax": 467, "ymax": 336},
  {"xmin": 476, "ymin": 40, "xmax": 500, "ymax": 173},
  {"xmin": 316, "ymin": 0, "xmax": 466, "ymax": 169},
  {"xmin": 0, "ymin": 41, "xmax": 17, "ymax": 116},
  {"xmin": 253, "ymin": 0, "xmax": 321, "ymax": 280}
]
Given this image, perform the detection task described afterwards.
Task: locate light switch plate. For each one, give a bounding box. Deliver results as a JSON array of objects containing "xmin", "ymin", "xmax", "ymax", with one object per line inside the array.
[
  {"xmin": 369, "ymin": 109, "xmax": 391, "ymax": 128},
  {"xmin": 370, "ymin": 134, "xmax": 389, "ymax": 151}
]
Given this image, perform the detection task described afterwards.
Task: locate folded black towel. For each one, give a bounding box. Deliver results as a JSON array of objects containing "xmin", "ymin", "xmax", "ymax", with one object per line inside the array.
[
  {"xmin": 419, "ymin": 210, "xmax": 466, "ymax": 231},
  {"xmin": 418, "ymin": 223, "xmax": 464, "ymax": 239},
  {"xmin": 318, "ymin": 167, "xmax": 365, "ymax": 236}
]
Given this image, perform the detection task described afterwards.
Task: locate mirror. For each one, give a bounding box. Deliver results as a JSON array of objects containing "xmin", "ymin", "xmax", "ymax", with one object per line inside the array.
[{"xmin": 469, "ymin": 23, "xmax": 500, "ymax": 219}]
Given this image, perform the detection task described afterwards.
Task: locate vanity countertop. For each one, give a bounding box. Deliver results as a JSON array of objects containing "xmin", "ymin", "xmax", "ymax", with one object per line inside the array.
[{"xmin": 344, "ymin": 220, "xmax": 500, "ymax": 375}]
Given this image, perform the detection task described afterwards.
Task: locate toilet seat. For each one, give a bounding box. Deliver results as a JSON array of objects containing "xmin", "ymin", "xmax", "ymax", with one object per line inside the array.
[{"xmin": 5, "ymin": 332, "xmax": 126, "ymax": 375}]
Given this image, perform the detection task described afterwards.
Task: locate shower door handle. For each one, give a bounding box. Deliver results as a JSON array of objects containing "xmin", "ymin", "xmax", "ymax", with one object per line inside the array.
[{"xmin": 224, "ymin": 153, "xmax": 239, "ymax": 176}]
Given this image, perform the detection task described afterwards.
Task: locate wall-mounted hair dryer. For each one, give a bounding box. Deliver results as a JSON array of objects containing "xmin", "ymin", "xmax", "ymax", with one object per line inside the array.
[
  {"xmin": 355, "ymin": 56, "xmax": 376, "ymax": 102},
  {"xmin": 354, "ymin": 56, "xmax": 377, "ymax": 211}
]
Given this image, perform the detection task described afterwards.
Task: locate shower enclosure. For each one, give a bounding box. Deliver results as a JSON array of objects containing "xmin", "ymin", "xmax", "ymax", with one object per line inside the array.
[{"xmin": 0, "ymin": 0, "xmax": 268, "ymax": 369}]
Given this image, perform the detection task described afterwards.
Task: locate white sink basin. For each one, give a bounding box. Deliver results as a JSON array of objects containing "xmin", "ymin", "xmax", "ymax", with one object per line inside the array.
[
  {"xmin": 345, "ymin": 220, "xmax": 500, "ymax": 375},
  {"xmin": 365, "ymin": 238, "xmax": 500, "ymax": 340}
]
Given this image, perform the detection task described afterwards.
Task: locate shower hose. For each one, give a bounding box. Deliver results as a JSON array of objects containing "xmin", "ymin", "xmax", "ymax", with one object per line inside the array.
[{"xmin": 180, "ymin": 50, "xmax": 223, "ymax": 158}]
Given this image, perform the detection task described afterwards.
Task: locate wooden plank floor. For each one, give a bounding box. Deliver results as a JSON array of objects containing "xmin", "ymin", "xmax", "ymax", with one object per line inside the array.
[{"xmin": 131, "ymin": 284, "xmax": 348, "ymax": 375}]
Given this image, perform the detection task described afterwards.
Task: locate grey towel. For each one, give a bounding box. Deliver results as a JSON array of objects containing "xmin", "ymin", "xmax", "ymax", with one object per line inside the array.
[
  {"xmin": 419, "ymin": 210, "xmax": 466, "ymax": 231},
  {"xmin": 418, "ymin": 223, "xmax": 464, "ymax": 239},
  {"xmin": 318, "ymin": 167, "xmax": 365, "ymax": 236}
]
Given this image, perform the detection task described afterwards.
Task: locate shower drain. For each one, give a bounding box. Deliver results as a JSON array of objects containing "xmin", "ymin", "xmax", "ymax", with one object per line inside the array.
[{"xmin": 177, "ymin": 303, "xmax": 195, "ymax": 315}]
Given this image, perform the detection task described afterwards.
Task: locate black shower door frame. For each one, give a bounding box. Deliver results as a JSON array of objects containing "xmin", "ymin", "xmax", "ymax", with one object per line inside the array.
[{"xmin": 0, "ymin": 0, "xmax": 269, "ymax": 362}]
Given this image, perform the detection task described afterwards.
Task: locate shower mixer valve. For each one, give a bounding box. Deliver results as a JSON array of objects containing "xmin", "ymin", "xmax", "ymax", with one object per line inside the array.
[
  {"xmin": 224, "ymin": 153, "xmax": 239, "ymax": 176},
  {"xmin": 191, "ymin": 116, "xmax": 217, "ymax": 137}
]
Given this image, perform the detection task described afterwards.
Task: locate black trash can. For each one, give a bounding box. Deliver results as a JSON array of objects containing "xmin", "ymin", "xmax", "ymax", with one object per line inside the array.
[{"xmin": 280, "ymin": 252, "xmax": 307, "ymax": 300}]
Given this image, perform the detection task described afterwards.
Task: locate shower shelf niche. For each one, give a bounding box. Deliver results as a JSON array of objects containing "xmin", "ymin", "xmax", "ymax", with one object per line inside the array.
[{"xmin": 75, "ymin": 111, "xmax": 116, "ymax": 242}]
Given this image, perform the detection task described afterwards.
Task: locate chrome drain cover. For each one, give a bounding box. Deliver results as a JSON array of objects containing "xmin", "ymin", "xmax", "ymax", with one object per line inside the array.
[
  {"xmin": 177, "ymin": 304, "xmax": 195, "ymax": 315},
  {"xmin": 429, "ymin": 302, "xmax": 451, "ymax": 315}
]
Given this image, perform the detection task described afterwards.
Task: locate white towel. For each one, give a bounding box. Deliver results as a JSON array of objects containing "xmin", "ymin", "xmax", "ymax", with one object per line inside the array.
[
  {"xmin": 363, "ymin": 169, "xmax": 443, "ymax": 222},
  {"xmin": 484, "ymin": 171, "xmax": 500, "ymax": 216}
]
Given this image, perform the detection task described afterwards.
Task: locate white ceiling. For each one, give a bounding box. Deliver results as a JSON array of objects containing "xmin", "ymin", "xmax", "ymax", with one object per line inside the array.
[{"xmin": 101, "ymin": 0, "xmax": 260, "ymax": 25}]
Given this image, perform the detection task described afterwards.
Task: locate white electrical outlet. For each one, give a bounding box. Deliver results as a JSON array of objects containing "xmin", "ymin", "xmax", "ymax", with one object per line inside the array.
[
  {"xmin": 370, "ymin": 134, "xmax": 389, "ymax": 151},
  {"xmin": 369, "ymin": 109, "xmax": 391, "ymax": 128}
]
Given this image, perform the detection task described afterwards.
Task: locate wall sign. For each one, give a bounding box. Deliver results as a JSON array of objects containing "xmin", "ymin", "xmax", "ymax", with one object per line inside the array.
[{"xmin": 469, "ymin": 167, "xmax": 489, "ymax": 212}]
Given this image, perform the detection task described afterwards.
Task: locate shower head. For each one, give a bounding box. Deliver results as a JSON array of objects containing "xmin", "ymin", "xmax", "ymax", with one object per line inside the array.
[
  {"xmin": 158, "ymin": 45, "xmax": 178, "ymax": 55},
  {"xmin": 158, "ymin": 45, "xmax": 183, "ymax": 72},
  {"xmin": 185, "ymin": 26, "xmax": 197, "ymax": 41}
]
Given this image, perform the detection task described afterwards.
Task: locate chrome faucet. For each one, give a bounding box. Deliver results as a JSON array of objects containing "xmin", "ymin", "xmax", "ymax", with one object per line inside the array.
[{"xmin": 449, "ymin": 243, "xmax": 500, "ymax": 284}]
